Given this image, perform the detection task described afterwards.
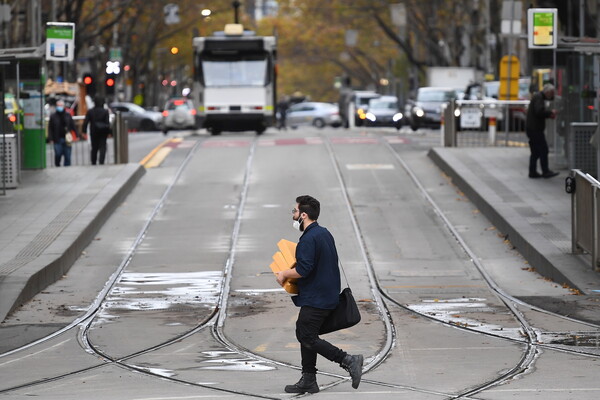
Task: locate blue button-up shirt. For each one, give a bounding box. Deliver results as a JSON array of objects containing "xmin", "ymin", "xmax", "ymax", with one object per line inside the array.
[{"xmin": 292, "ymin": 222, "xmax": 341, "ymax": 309}]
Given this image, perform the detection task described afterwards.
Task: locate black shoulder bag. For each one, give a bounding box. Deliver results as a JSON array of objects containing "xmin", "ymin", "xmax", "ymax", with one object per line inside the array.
[{"xmin": 319, "ymin": 262, "xmax": 361, "ymax": 334}]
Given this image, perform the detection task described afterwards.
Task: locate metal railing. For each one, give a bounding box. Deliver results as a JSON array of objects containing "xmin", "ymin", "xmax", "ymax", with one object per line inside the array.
[
  {"xmin": 443, "ymin": 99, "xmax": 530, "ymax": 147},
  {"xmin": 568, "ymin": 169, "xmax": 600, "ymax": 271}
]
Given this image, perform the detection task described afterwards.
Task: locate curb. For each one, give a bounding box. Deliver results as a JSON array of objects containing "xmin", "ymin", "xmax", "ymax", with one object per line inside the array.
[
  {"xmin": 427, "ymin": 147, "xmax": 595, "ymax": 294},
  {"xmin": 0, "ymin": 164, "xmax": 146, "ymax": 322}
]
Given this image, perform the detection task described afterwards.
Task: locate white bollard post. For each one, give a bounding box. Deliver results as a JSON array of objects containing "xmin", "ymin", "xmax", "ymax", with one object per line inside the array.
[{"xmin": 488, "ymin": 116, "xmax": 497, "ymax": 146}]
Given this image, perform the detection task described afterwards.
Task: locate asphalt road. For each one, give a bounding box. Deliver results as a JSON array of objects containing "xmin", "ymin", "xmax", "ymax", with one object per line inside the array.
[{"xmin": 1, "ymin": 126, "xmax": 599, "ymax": 399}]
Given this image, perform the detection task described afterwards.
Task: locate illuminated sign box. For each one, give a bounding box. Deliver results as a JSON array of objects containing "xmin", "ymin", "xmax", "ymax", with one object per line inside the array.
[{"xmin": 528, "ymin": 8, "xmax": 557, "ymax": 49}]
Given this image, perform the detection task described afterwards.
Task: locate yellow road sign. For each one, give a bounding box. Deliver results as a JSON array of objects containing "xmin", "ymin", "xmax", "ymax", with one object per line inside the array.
[{"xmin": 499, "ymin": 55, "xmax": 520, "ymax": 100}]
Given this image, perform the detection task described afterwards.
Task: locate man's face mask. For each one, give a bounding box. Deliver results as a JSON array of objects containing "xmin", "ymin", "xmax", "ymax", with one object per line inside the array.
[
  {"xmin": 56, "ymin": 106, "xmax": 64, "ymax": 112},
  {"xmin": 293, "ymin": 212, "xmax": 304, "ymax": 232}
]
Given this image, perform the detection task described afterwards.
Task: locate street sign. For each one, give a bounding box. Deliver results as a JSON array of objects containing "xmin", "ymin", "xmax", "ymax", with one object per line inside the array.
[
  {"xmin": 46, "ymin": 22, "xmax": 75, "ymax": 62},
  {"xmin": 109, "ymin": 47, "xmax": 122, "ymax": 62},
  {"xmin": 460, "ymin": 108, "xmax": 482, "ymax": 129},
  {"xmin": 528, "ymin": 8, "xmax": 557, "ymax": 49},
  {"xmin": 345, "ymin": 30, "xmax": 358, "ymax": 47},
  {"xmin": 501, "ymin": 1, "xmax": 522, "ymax": 35},
  {"xmin": 164, "ymin": 4, "xmax": 180, "ymax": 25},
  {"xmin": 0, "ymin": 4, "xmax": 11, "ymax": 22},
  {"xmin": 499, "ymin": 55, "xmax": 520, "ymax": 100}
]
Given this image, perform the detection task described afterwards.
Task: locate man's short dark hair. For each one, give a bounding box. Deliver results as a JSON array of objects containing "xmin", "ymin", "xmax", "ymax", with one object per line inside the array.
[
  {"xmin": 94, "ymin": 95, "xmax": 105, "ymax": 107},
  {"xmin": 296, "ymin": 195, "xmax": 320, "ymax": 220}
]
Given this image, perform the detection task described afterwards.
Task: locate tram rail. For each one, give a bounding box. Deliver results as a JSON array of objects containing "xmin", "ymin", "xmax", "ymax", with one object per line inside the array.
[{"xmin": 0, "ymin": 131, "xmax": 599, "ymax": 398}]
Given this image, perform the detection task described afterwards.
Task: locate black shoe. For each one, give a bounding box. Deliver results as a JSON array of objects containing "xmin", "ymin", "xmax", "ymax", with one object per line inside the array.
[
  {"xmin": 341, "ymin": 354, "xmax": 363, "ymax": 389},
  {"xmin": 529, "ymin": 172, "xmax": 542, "ymax": 178},
  {"xmin": 284, "ymin": 373, "xmax": 319, "ymax": 394},
  {"xmin": 542, "ymin": 171, "xmax": 559, "ymax": 179}
]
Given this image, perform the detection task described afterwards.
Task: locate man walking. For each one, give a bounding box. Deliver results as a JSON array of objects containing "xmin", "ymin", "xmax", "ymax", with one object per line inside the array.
[
  {"xmin": 526, "ymin": 83, "xmax": 559, "ymax": 179},
  {"xmin": 48, "ymin": 100, "xmax": 77, "ymax": 167},
  {"xmin": 83, "ymin": 96, "xmax": 111, "ymax": 165},
  {"xmin": 276, "ymin": 195, "xmax": 363, "ymax": 394}
]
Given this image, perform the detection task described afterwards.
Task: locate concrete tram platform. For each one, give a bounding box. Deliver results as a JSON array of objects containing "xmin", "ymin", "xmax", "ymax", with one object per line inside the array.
[
  {"xmin": 428, "ymin": 146, "xmax": 600, "ymax": 296},
  {"xmin": 0, "ymin": 164, "xmax": 145, "ymax": 322}
]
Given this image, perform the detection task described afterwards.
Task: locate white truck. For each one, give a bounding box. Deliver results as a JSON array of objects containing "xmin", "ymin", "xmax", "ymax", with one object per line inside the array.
[{"xmin": 426, "ymin": 67, "xmax": 483, "ymax": 91}]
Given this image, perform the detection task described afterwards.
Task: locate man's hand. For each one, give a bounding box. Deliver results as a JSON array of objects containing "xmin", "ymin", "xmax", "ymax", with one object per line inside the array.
[{"xmin": 276, "ymin": 271, "xmax": 286, "ymax": 287}]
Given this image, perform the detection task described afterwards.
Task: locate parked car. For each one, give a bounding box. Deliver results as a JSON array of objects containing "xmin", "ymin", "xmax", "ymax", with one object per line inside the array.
[
  {"xmin": 352, "ymin": 91, "xmax": 380, "ymax": 126},
  {"xmin": 109, "ymin": 102, "xmax": 163, "ymax": 131},
  {"xmin": 162, "ymin": 98, "xmax": 197, "ymax": 134},
  {"xmin": 405, "ymin": 87, "xmax": 458, "ymax": 131},
  {"xmin": 286, "ymin": 102, "xmax": 342, "ymax": 129},
  {"xmin": 364, "ymin": 96, "xmax": 403, "ymax": 129}
]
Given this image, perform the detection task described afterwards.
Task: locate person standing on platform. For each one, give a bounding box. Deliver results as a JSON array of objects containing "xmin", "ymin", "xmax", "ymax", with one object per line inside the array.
[
  {"xmin": 48, "ymin": 100, "xmax": 77, "ymax": 167},
  {"xmin": 526, "ymin": 83, "xmax": 559, "ymax": 179},
  {"xmin": 276, "ymin": 195, "xmax": 364, "ymax": 394},
  {"xmin": 83, "ymin": 96, "xmax": 111, "ymax": 165}
]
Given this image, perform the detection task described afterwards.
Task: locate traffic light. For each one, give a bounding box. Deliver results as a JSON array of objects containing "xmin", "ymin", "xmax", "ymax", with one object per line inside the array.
[
  {"xmin": 105, "ymin": 75, "xmax": 116, "ymax": 95},
  {"xmin": 83, "ymin": 73, "xmax": 96, "ymax": 96},
  {"xmin": 170, "ymin": 46, "xmax": 179, "ymax": 55}
]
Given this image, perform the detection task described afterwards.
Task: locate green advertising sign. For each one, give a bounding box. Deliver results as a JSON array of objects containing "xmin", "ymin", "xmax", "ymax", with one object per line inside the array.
[
  {"xmin": 46, "ymin": 26, "xmax": 73, "ymax": 40},
  {"xmin": 528, "ymin": 8, "xmax": 557, "ymax": 49},
  {"xmin": 46, "ymin": 22, "xmax": 75, "ymax": 61}
]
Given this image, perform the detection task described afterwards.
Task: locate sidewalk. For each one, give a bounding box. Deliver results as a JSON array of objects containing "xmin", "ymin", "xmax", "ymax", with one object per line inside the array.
[
  {"xmin": 0, "ymin": 164, "xmax": 145, "ymax": 322},
  {"xmin": 428, "ymin": 146, "xmax": 600, "ymax": 295}
]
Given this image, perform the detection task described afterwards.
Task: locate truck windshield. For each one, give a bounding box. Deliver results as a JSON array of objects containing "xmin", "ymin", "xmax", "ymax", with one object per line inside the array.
[{"xmin": 202, "ymin": 59, "xmax": 267, "ymax": 87}]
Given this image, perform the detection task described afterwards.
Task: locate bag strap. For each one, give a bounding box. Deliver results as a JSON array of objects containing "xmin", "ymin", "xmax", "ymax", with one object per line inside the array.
[{"xmin": 339, "ymin": 260, "xmax": 351, "ymax": 289}]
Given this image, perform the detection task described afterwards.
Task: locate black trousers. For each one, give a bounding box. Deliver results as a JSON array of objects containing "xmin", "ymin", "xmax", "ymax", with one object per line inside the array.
[
  {"xmin": 90, "ymin": 133, "xmax": 108, "ymax": 165},
  {"xmin": 527, "ymin": 130, "xmax": 549, "ymax": 174},
  {"xmin": 295, "ymin": 306, "xmax": 346, "ymax": 374}
]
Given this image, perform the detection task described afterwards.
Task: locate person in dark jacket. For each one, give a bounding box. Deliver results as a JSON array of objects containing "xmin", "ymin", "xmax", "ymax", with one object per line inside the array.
[
  {"xmin": 83, "ymin": 96, "xmax": 111, "ymax": 165},
  {"xmin": 526, "ymin": 84, "xmax": 558, "ymax": 178},
  {"xmin": 276, "ymin": 195, "xmax": 363, "ymax": 394},
  {"xmin": 48, "ymin": 100, "xmax": 77, "ymax": 167}
]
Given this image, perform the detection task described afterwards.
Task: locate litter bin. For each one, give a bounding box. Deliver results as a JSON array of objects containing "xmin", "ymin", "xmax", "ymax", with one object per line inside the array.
[{"xmin": 0, "ymin": 134, "xmax": 18, "ymax": 189}]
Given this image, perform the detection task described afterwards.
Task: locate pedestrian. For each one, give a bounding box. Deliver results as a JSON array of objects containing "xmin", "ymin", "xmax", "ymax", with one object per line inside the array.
[
  {"xmin": 526, "ymin": 83, "xmax": 559, "ymax": 178},
  {"xmin": 48, "ymin": 100, "xmax": 77, "ymax": 167},
  {"xmin": 276, "ymin": 96, "xmax": 289, "ymax": 130},
  {"xmin": 275, "ymin": 195, "xmax": 364, "ymax": 394},
  {"xmin": 83, "ymin": 95, "xmax": 111, "ymax": 165}
]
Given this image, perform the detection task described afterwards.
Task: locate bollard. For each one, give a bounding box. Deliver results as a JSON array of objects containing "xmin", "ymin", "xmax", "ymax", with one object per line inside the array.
[
  {"xmin": 114, "ymin": 112, "xmax": 129, "ymax": 164},
  {"xmin": 488, "ymin": 116, "xmax": 497, "ymax": 146},
  {"xmin": 442, "ymin": 101, "xmax": 456, "ymax": 147}
]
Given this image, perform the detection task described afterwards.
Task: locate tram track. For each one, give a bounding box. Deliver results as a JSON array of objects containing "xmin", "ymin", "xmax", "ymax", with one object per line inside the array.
[
  {"xmin": 0, "ymin": 133, "xmax": 398, "ymax": 399},
  {"xmin": 380, "ymin": 137, "xmax": 600, "ymax": 398},
  {"xmin": 1, "ymin": 132, "xmax": 599, "ymax": 399}
]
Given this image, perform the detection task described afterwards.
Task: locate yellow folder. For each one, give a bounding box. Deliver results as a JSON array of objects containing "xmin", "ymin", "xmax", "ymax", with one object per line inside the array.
[{"xmin": 269, "ymin": 239, "xmax": 298, "ymax": 294}]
